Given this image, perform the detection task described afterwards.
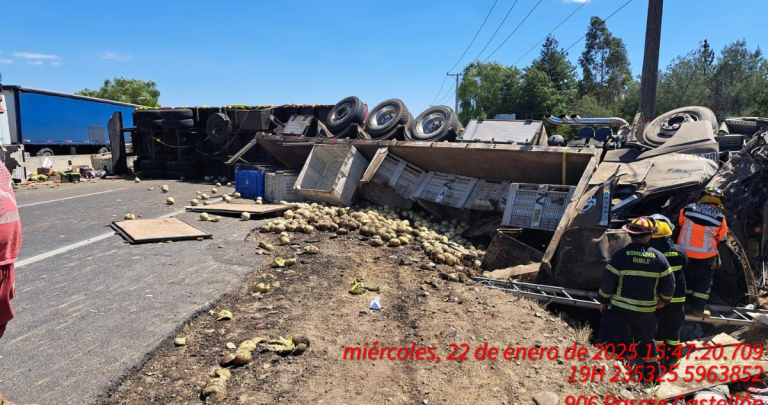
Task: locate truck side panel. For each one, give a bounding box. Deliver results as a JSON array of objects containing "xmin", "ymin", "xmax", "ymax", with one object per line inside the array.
[{"xmin": 18, "ymin": 91, "xmax": 134, "ymax": 146}]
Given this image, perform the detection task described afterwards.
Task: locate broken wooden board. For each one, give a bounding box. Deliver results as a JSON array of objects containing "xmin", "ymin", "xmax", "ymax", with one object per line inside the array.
[
  {"xmin": 186, "ymin": 203, "xmax": 297, "ymax": 218},
  {"xmin": 649, "ymin": 333, "xmax": 767, "ymax": 399},
  {"xmin": 484, "ymin": 263, "xmax": 540, "ymax": 280},
  {"xmin": 111, "ymin": 218, "xmax": 211, "ymax": 244}
]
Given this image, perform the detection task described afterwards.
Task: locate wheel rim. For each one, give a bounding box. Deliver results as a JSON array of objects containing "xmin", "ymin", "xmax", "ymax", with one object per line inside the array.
[
  {"xmin": 372, "ymin": 106, "xmax": 396, "ymax": 127},
  {"xmin": 659, "ymin": 113, "xmax": 699, "ymax": 137},
  {"xmin": 419, "ymin": 112, "xmax": 446, "ymax": 135},
  {"xmin": 331, "ymin": 103, "xmax": 352, "ymax": 123}
]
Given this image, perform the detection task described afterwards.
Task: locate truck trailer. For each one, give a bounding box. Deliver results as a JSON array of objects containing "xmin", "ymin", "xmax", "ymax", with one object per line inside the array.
[{"xmin": 0, "ymin": 85, "xmax": 136, "ymax": 156}]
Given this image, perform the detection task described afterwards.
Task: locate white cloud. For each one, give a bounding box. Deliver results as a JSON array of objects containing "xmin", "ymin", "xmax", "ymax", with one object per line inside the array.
[
  {"xmin": 0, "ymin": 59, "xmax": 12, "ymax": 64},
  {"xmin": 15, "ymin": 52, "xmax": 59, "ymax": 59},
  {"xmin": 27, "ymin": 61, "xmax": 43, "ymax": 65},
  {"xmin": 52, "ymin": 61, "xmax": 61, "ymax": 66},
  {"xmin": 103, "ymin": 52, "xmax": 132, "ymax": 61}
]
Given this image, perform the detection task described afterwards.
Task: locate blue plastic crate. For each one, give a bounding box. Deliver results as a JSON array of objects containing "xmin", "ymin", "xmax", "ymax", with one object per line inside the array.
[{"xmin": 235, "ymin": 166, "xmax": 265, "ymax": 199}]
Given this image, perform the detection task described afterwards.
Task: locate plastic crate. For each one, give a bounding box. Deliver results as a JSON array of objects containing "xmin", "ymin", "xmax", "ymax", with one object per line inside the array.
[
  {"xmin": 502, "ymin": 183, "xmax": 576, "ymax": 231},
  {"xmin": 294, "ymin": 145, "xmax": 369, "ymax": 206},
  {"xmin": 481, "ymin": 229, "xmax": 545, "ymax": 270},
  {"xmin": 265, "ymin": 169, "xmax": 302, "ymax": 203},
  {"xmin": 359, "ymin": 150, "xmax": 427, "ymax": 210},
  {"xmin": 235, "ymin": 166, "xmax": 265, "ymax": 199},
  {"xmin": 412, "ymin": 171, "xmax": 479, "ymax": 219},
  {"xmin": 465, "ymin": 180, "xmax": 510, "ymax": 213}
]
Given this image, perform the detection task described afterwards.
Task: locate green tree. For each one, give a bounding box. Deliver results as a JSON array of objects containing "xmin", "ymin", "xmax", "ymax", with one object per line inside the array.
[
  {"xmin": 578, "ymin": 17, "xmax": 631, "ymax": 108},
  {"xmin": 76, "ymin": 77, "xmax": 160, "ymax": 107},
  {"xmin": 531, "ymin": 35, "xmax": 577, "ymax": 93},
  {"xmin": 708, "ymin": 40, "xmax": 768, "ymax": 116},
  {"xmin": 457, "ymin": 61, "xmax": 521, "ymax": 125},
  {"xmin": 656, "ymin": 40, "xmax": 715, "ymax": 115},
  {"xmin": 518, "ymin": 66, "xmax": 567, "ymax": 119}
]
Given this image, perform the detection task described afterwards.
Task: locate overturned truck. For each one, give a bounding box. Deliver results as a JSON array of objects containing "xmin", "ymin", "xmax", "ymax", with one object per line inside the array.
[{"xmin": 113, "ymin": 98, "xmax": 768, "ymax": 312}]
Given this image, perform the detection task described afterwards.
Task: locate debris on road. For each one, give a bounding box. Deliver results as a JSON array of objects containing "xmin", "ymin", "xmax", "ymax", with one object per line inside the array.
[
  {"xmin": 216, "ymin": 310, "xmax": 233, "ymax": 321},
  {"xmin": 173, "ymin": 337, "xmax": 186, "ymax": 346}
]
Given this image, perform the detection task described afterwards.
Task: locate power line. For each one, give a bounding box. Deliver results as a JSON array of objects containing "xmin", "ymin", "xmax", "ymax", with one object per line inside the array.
[
  {"xmin": 447, "ymin": 0, "xmax": 500, "ymax": 74},
  {"xmin": 483, "ymin": 0, "xmax": 543, "ymax": 62},
  {"xmin": 511, "ymin": 0, "xmax": 589, "ymax": 66},
  {"xmin": 564, "ymin": 0, "xmax": 634, "ymax": 52},
  {"xmin": 435, "ymin": 82, "xmax": 457, "ymax": 106},
  {"xmin": 472, "ymin": 0, "xmax": 519, "ymax": 62},
  {"xmin": 429, "ymin": 76, "xmax": 449, "ymax": 107}
]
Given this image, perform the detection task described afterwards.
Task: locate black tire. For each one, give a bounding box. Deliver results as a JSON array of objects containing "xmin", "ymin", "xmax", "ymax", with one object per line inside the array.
[
  {"xmin": 37, "ymin": 148, "xmax": 54, "ymax": 157},
  {"xmin": 325, "ymin": 96, "xmax": 366, "ymax": 134},
  {"xmin": 161, "ymin": 119, "xmax": 194, "ymax": 129},
  {"xmin": 364, "ymin": 99, "xmax": 412, "ymax": 137},
  {"xmin": 166, "ymin": 160, "xmax": 199, "ymax": 172},
  {"xmin": 137, "ymin": 119, "xmax": 164, "ymax": 130},
  {"xmin": 406, "ymin": 106, "xmax": 460, "ymax": 142},
  {"xmin": 206, "ymin": 113, "xmax": 232, "ymax": 144},
  {"xmin": 135, "ymin": 109, "xmax": 193, "ymax": 120},
  {"xmin": 643, "ymin": 106, "xmax": 718, "ymax": 147},
  {"xmin": 166, "ymin": 170, "xmax": 200, "ymax": 180},
  {"xmin": 139, "ymin": 160, "xmax": 167, "ymax": 170},
  {"xmin": 138, "ymin": 169, "xmax": 167, "ymax": 179},
  {"xmin": 97, "ymin": 146, "xmax": 110, "ymax": 154}
]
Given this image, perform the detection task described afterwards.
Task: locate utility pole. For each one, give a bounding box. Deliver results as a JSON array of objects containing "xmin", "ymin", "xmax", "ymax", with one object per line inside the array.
[
  {"xmin": 639, "ymin": 0, "xmax": 663, "ymax": 121},
  {"xmin": 447, "ymin": 73, "xmax": 461, "ymax": 113}
]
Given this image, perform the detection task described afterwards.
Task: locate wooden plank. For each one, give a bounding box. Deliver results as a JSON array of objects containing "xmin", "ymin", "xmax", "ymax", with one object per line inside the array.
[
  {"xmin": 486, "ymin": 263, "xmax": 540, "ymax": 279},
  {"xmin": 187, "ymin": 203, "xmax": 297, "ymax": 217},
  {"xmin": 111, "ymin": 218, "xmax": 211, "ymax": 244}
]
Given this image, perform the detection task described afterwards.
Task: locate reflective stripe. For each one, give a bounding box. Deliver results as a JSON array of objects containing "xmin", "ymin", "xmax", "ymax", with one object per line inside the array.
[
  {"xmin": 643, "ymin": 357, "xmax": 659, "ymax": 363},
  {"xmin": 612, "ymin": 295, "xmax": 657, "ymax": 306},
  {"xmin": 685, "ymin": 211, "xmax": 723, "ymax": 226},
  {"xmin": 598, "ymin": 289, "xmax": 612, "ymax": 298},
  {"xmin": 685, "ymin": 289, "xmax": 694, "ymax": 294},
  {"xmin": 610, "ymin": 299, "xmax": 657, "ymax": 313},
  {"xmin": 693, "ymin": 292, "xmax": 710, "ymax": 299},
  {"xmin": 670, "ymin": 297, "xmax": 686, "ymax": 303},
  {"xmin": 606, "ymin": 264, "xmax": 620, "ymax": 276},
  {"xmin": 685, "ymin": 244, "xmax": 719, "ymax": 253},
  {"xmin": 670, "ymin": 265, "xmax": 683, "ymax": 272},
  {"xmin": 659, "ymin": 267, "xmax": 672, "ymax": 277},
  {"xmin": 619, "ymin": 270, "xmax": 663, "ymax": 278},
  {"xmin": 680, "ymin": 220, "xmax": 692, "ymax": 247},
  {"xmin": 655, "ymin": 340, "xmax": 664, "ymax": 345},
  {"xmin": 665, "ymin": 339, "xmax": 680, "ymax": 345},
  {"xmin": 659, "ymin": 293, "xmax": 672, "ymax": 301}
]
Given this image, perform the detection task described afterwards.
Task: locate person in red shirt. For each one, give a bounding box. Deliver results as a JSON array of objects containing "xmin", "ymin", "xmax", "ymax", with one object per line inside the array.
[{"xmin": 0, "ymin": 149, "xmax": 21, "ymax": 339}]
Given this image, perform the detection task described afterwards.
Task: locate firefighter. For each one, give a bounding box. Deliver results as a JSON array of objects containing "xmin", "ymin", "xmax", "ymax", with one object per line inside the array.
[
  {"xmin": 649, "ymin": 214, "xmax": 688, "ymax": 366},
  {"xmin": 677, "ymin": 187, "xmax": 728, "ymax": 318},
  {"xmin": 597, "ymin": 216, "xmax": 674, "ymax": 381}
]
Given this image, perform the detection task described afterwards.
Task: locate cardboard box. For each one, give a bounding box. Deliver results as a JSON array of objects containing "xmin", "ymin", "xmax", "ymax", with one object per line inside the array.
[{"xmin": 37, "ymin": 167, "xmax": 53, "ymax": 176}]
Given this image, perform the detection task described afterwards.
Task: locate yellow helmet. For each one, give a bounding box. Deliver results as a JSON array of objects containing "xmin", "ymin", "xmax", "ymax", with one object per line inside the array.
[{"xmin": 652, "ymin": 220, "xmax": 672, "ymax": 239}]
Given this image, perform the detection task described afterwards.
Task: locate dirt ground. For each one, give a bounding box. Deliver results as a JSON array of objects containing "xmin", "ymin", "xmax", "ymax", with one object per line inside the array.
[{"xmin": 103, "ymin": 221, "xmax": 644, "ymax": 405}]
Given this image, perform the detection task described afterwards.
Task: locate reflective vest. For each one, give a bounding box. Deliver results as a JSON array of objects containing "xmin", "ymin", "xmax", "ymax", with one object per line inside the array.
[{"xmin": 677, "ymin": 203, "xmax": 727, "ymax": 259}]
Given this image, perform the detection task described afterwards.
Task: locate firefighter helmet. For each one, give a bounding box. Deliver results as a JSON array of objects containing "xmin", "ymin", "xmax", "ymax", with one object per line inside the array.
[
  {"xmin": 650, "ymin": 213, "xmax": 675, "ymax": 235},
  {"xmin": 623, "ymin": 216, "xmax": 657, "ymax": 235},
  {"xmin": 701, "ymin": 187, "xmax": 725, "ymax": 201}
]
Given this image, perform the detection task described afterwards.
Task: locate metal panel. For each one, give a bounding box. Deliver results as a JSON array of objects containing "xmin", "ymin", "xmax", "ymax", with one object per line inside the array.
[{"xmin": 460, "ymin": 119, "xmax": 542, "ymax": 144}]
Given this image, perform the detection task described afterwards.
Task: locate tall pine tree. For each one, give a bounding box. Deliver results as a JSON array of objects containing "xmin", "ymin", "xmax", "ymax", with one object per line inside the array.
[
  {"xmin": 531, "ymin": 35, "xmax": 576, "ymax": 93},
  {"xmin": 578, "ymin": 17, "xmax": 631, "ymax": 108}
]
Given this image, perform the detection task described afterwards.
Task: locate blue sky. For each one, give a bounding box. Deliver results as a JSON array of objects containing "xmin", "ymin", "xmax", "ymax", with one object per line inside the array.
[{"xmin": 1, "ymin": 0, "xmax": 764, "ymax": 114}]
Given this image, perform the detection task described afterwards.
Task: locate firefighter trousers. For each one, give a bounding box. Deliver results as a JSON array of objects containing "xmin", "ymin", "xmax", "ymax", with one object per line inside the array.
[
  {"xmin": 685, "ymin": 258, "xmax": 713, "ymax": 312},
  {"xmin": 655, "ymin": 302, "xmax": 684, "ymax": 364},
  {"xmin": 599, "ymin": 305, "xmax": 659, "ymax": 379}
]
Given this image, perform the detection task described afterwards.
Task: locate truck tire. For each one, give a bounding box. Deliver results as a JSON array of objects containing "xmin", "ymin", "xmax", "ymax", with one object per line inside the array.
[
  {"xmin": 325, "ymin": 96, "xmax": 366, "ymax": 135},
  {"xmin": 166, "ymin": 160, "xmax": 198, "ymax": 172},
  {"xmin": 206, "ymin": 113, "xmax": 232, "ymax": 144},
  {"xmin": 407, "ymin": 106, "xmax": 460, "ymax": 142},
  {"xmin": 167, "ymin": 170, "xmax": 200, "ymax": 180},
  {"xmin": 643, "ymin": 106, "xmax": 718, "ymax": 147},
  {"xmin": 37, "ymin": 148, "xmax": 55, "ymax": 157},
  {"xmin": 137, "ymin": 119, "xmax": 164, "ymax": 130},
  {"xmin": 161, "ymin": 119, "xmax": 194, "ymax": 129},
  {"xmin": 138, "ymin": 169, "xmax": 167, "ymax": 179},
  {"xmin": 139, "ymin": 160, "xmax": 167, "ymax": 170},
  {"xmin": 364, "ymin": 99, "xmax": 412, "ymax": 137},
  {"xmin": 97, "ymin": 146, "xmax": 110, "ymax": 154},
  {"xmin": 135, "ymin": 109, "xmax": 193, "ymax": 120}
]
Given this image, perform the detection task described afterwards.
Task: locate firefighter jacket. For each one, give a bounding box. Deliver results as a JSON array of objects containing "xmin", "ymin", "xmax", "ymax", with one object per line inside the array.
[
  {"xmin": 650, "ymin": 237, "xmax": 688, "ymax": 303},
  {"xmin": 597, "ymin": 243, "xmax": 675, "ymax": 313},
  {"xmin": 677, "ymin": 203, "xmax": 727, "ymax": 259}
]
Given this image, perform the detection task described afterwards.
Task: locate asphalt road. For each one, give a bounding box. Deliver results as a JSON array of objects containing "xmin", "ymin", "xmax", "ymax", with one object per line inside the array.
[{"xmin": 0, "ymin": 178, "xmax": 268, "ymax": 404}]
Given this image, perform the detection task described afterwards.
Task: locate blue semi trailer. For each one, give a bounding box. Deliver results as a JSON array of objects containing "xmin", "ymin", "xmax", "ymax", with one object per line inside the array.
[{"xmin": 0, "ymin": 85, "xmax": 137, "ymax": 156}]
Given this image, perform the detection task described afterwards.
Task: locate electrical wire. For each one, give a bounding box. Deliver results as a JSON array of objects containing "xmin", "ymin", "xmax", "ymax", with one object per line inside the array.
[
  {"xmin": 448, "ymin": 0, "xmax": 500, "ymax": 74},
  {"xmin": 429, "ymin": 76, "xmax": 449, "ymax": 107},
  {"xmin": 511, "ymin": 0, "xmax": 588, "ymax": 66},
  {"xmin": 435, "ymin": 82, "xmax": 457, "ymax": 106},
  {"xmin": 564, "ymin": 0, "xmax": 634, "ymax": 52},
  {"xmin": 483, "ymin": 0, "xmax": 544, "ymax": 62},
  {"xmin": 472, "ymin": 0, "xmax": 519, "ymax": 62}
]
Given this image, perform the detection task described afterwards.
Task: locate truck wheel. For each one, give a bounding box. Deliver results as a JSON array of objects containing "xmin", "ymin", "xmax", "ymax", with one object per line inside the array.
[
  {"xmin": 97, "ymin": 146, "xmax": 110, "ymax": 154},
  {"xmin": 325, "ymin": 96, "xmax": 366, "ymax": 135},
  {"xmin": 364, "ymin": 99, "xmax": 412, "ymax": 137},
  {"xmin": 161, "ymin": 119, "xmax": 194, "ymax": 129},
  {"xmin": 167, "ymin": 170, "xmax": 200, "ymax": 180},
  {"xmin": 138, "ymin": 169, "xmax": 167, "ymax": 179},
  {"xmin": 37, "ymin": 148, "xmax": 54, "ymax": 157},
  {"xmin": 137, "ymin": 119, "xmax": 164, "ymax": 130},
  {"xmin": 135, "ymin": 109, "xmax": 193, "ymax": 120},
  {"xmin": 139, "ymin": 160, "xmax": 167, "ymax": 170},
  {"xmin": 406, "ymin": 106, "xmax": 460, "ymax": 142},
  {"xmin": 643, "ymin": 106, "xmax": 718, "ymax": 147},
  {"xmin": 166, "ymin": 160, "xmax": 199, "ymax": 172}
]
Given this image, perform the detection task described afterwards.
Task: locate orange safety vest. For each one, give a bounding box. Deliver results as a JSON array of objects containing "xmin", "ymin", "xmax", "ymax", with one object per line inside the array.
[{"xmin": 677, "ymin": 203, "xmax": 727, "ymax": 259}]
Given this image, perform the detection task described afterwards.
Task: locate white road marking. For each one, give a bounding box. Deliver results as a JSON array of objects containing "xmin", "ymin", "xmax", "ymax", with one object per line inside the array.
[
  {"xmin": 15, "ymin": 208, "xmax": 187, "ymax": 269},
  {"xmin": 18, "ymin": 188, "xmax": 130, "ymax": 208}
]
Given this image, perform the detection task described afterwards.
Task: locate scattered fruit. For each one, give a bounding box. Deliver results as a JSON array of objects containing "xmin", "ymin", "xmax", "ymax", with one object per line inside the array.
[
  {"xmin": 200, "ymin": 213, "xmax": 210, "ymax": 221},
  {"xmin": 255, "ymin": 283, "xmax": 270, "ymax": 293},
  {"xmin": 233, "ymin": 192, "xmax": 241, "ymax": 199},
  {"xmin": 241, "ymin": 212, "xmax": 251, "ymax": 220},
  {"xmin": 190, "ymin": 199, "xmax": 199, "ymax": 206},
  {"xmin": 174, "ymin": 337, "xmax": 186, "ymax": 346},
  {"xmin": 216, "ymin": 310, "xmax": 233, "ymax": 321},
  {"xmin": 166, "ymin": 197, "xmax": 175, "ymax": 205},
  {"xmin": 135, "ymin": 177, "xmax": 141, "ymax": 183},
  {"xmin": 124, "ymin": 213, "xmax": 136, "ymax": 220}
]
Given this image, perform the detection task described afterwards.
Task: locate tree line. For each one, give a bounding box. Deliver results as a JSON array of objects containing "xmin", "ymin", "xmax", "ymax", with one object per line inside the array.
[{"xmin": 457, "ymin": 16, "xmax": 768, "ymax": 134}]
